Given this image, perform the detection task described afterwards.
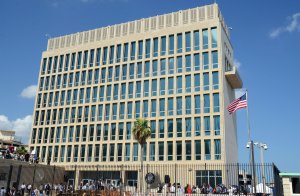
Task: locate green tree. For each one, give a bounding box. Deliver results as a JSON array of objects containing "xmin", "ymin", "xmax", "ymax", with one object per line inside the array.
[
  {"xmin": 16, "ymin": 146, "xmax": 28, "ymax": 155},
  {"xmin": 132, "ymin": 118, "xmax": 151, "ymax": 193}
]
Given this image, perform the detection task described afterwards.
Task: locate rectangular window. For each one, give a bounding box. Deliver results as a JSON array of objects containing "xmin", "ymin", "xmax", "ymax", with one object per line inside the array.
[
  {"xmin": 186, "ymin": 96, "xmax": 191, "ymax": 115},
  {"xmin": 203, "ymin": 52, "xmax": 209, "ymax": 70},
  {"xmin": 117, "ymin": 44, "xmax": 122, "ymax": 63},
  {"xmin": 185, "ymin": 55, "xmax": 191, "ymax": 72},
  {"xmin": 186, "ymin": 141, "xmax": 191, "ymax": 160},
  {"xmin": 213, "ymin": 71, "xmax": 219, "ymax": 90},
  {"xmin": 159, "ymin": 98, "xmax": 165, "ymax": 116},
  {"xmin": 96, "ymin": 48, "xmax": 101, "ymax": 66},
  {"xmin": 160, "ymin": 78, "xmax": 165, "ymax": 96},
  {"xmin": 144, "ymin": 80, "xmax": 149, "ymax": 97},
  {"xmin": 151, "ymin": 99, "xmax": 156, "ymax": 117},
  {"xmin": 127, "ymin": 102, "xmax": 133, "ymax": 119},
  {"xmin": 159, "ymin": 120, "xmax": 164, "ymax": 138},
  {"xmin": 145, "ymin": 61, "xmax": 150, "ymax": 77},
  {"xmin": 152, "ymin": 60, "xmax": 158, "ymax": 76},
  {"xmin": 95, "ymin": 144, "xmax": 100, "ymax": 162},
  {"xmin": 83, "ymin": 51, "xmax": 88, "ymax": 68},
  {"xmin": 122, "ymin": 64, "xmax": 127, "ymax": 80},
  {"xmin": 194, "ymin": 73, "xmax": 200, "ymax": 92},
  {"xmin": 137, "ymin": 62, "xmax": 142, "ymax": 78},
  {"xmin": 119, "ymin": 123, "xmax": 124, "ymax": 140},
  {"xmin": 176, "ymin": 97, "xmax": 182, "ymax": 115},
  {"xmin": 177, "ymin": 33, "xmax": 182, "ymax": 53},
  {"xmin": 80, "ymin": 145, "xmax": 86, "ymax": 162},
  {"xmin": 113, "ymin": 84, "xmax": 119, "ymax": 100},
  {"xmin": 125, "ymin": 143, "xmax": 130, "ymax": 161},
  {"xmin": 136, "ymin": 81, "xmax": 141, "ymax": 98},
  {"xmin": 214, "ymin": 115, "xmax": 220, "ymax": 136},
  {"xmin": 212, "ymin": 51, "xmax": 218, "ymax": 69},
  {"xmin": 177, "ymin": 76, "xmax": 182, "ymax": 93},
  {"xmin": 213, "ymin": 93, "xmax": 220, "ymax": 112},
  {"xmin": 64, "ymin": 54, "xmax": 70, "ymax": 71},
  {"xmin": 145, "ymin": 39, "xmax": 151, "ymax": 58},
  {"xmin": 135, "ymin": 101, "xmax": 140, "ymax": 118},
  {"xmin": 168, "ymin": 57, "xmax": 174, "ymax": 74},
  {"xmin": 167, "ymin": 119, "xmax": 173, "ymax": 138},
  {"xmin": 133, "ymin": 143, "xmax": 138, "ymax": 161},
  {"xmin": 110, "ymin": 144, "xmax": 115, "ymax": 161},
  {"xmin": 103, "ymin": 47, "xmax": 108, "ymax": 65},
  {"xmin": 195, "ymin": 140, "xmax": 201, "ymax": 160},
  {"xmin": 150, "ymin": 120, "xmax": 156, "ymax": 139},
  {"xmin": 97, "ymin": 104, "xmax": 103, "ymax": 121},
  {"xmin": 176, "ymin": 141, "xmax": 182, "ymax": 160},
  {"xmin": 168, "ymin": 77, "xmax": 174, "ymax": 95},
  {"xmin": 102, "ymin": 144, "xmax": 107, "ymax": 162},
  {"xmin": 185, "ymin": 75, "xmax": 191, "ymax": 93},
  {"xmin": 105, "ymin": 104, "xmax": 110, "ymax": 120},
  {"xmin": 167, "ymin": 141, "xmax": 173, "ymax": 161},
  {"xmin": 214, "ymin": 139, "xmax": 221, "ymax": 160},
  {"xmin": 204, "ymin": 116, "xmax": 210, "ymax": 136},
  {"xmin": 82, "ymin": 125, "xmax": 87, "ymax": 141},
  {"xmin": 103, "ymin": 124, "xmax": 109, "ymax": 141},
  {"xmin": 168, "ymin": 97, "xmax": 173, "ymax": 116},
  {"xmin": 202, "ymin": 29, "xmax": 208, "ymax": 49},
  {"xmin": 152, "ymin": 79, "xmax": 157, "ymax": 96},
  {"xmin": 96, "ymin": 124, "xmax": 101, "ymax": 141},
  {"xmin": 75, "ymin": 126, "xmax": 80, "ymax": 142},
  {"xmin": 108, "ymin": 67, "xmax": 113, "ymax": 82},
  {"xmin": 161, "ymin": 36, "xmax": 166, "ymax": 55},
  {"xmin": 160, "ymin": 59, "xmax": 166, "ymax": 75},
  {"xmin": 153, "ymin": 37, "xmax": 158, "ymax": 57},
  {"xmin": 194, "ymin": 30, "xmax": 200, "ymax": 50},
  {"xmin": 89, "ymin": 125, "xmax": 94, "ymax": 142},
  {"xmin": 128, "ymin": 82, "xmax": 134, "ymax": 99},
  {"xmin": 185, "ymin": 118, "xmax": 191, "ymax": 137},
  {"xmin": 204, "ymin": 73, "xmax": 209, "ymax": 91},
  {"xmin": 130, "ymin": 41, "xmax": 136, "ymax": 60},
  {"xmin": 60, "ymin": 146, "xmax": 65, "ymax": 162},
  {"xmin": 204, "ymin": 94, "xmax": 210, "ymax": 113},
  {"xmin": 194, "ymin": 54, "xmax": 201, "ymax": 71},
  {"xmin": 89, "ymin": 49, "xmax": 94, "ymax": 67},
  {"xmin": 211, "ymin": 27, "xmax": 218, "ymax": 48},
  {"xmin": 129, "ymin": 63, "xmax": 135, "ymax": 79},
  {"xmin": 109, "ymin": 45, "xmax": 114, "ymax": 64},
  {"xmin": 115, "ymin": 65, "xmax": 120, "ymax": 81},
  {"xmin": 121, "ymin": 83, "xmax": 126, "ymax": 99},
  {"xmin": 169, "ymin": 35, "xmax": 174, "ymax": 55},
  {"xmin": 195, "ymin": 117, "xmax": 201, "ymax": 136},
  {"xmin": 176, "ymin": 118, "xmax": 182, "ymax": 137},
  {"xmin": 158, "ymin": 142, "xmax": 164, "ymax": 161},
  {"xmin": 126, "ymin": 122, "xmax": 131, "ymax": 140},
  {"xmin": 205, "ymin": 140, "xmax": 211, "ymax": 160},
  {"xmin": 150, "ymin": 142, "xmax": 155, "ymax": 161},
  {"xmin": 185, "ymin": 32, "xmax": 191, "ymax": 52},
  {"xmin": 138, "ymin": 40, "xmax": 143, "ymax": 59},
  {"xmin": 87, "ymin": 144, "xmax": 93, "ymax": 162},
  {"xmin": 143, "ymin": 100, "xmax": 148, "ymax": 118},
  {"xmin": 177, "ymin": 56, "xmax": 182, "ymax": 73},
  {"xmin": 120, "ymin": 102, "xmax": 125, "ymax": 119},
  {"xmin": 117, "ymin": 143, "xmax": 122, "ymax": 161}
]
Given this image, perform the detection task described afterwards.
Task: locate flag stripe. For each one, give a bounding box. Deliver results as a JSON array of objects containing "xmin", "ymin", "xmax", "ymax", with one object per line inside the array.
[{"xmin": 227, "ymin": 94, "xmax": 248, "ymax": 114}]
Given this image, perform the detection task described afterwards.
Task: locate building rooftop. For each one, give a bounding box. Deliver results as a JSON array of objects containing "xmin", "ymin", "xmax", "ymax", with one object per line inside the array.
[{"xmin": 46, "ymin": 3, "xmax": 230, "ymax": 52}]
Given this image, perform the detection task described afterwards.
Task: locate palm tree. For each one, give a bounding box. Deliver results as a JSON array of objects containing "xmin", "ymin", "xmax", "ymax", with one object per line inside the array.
[{"xmin": 132, "ymin": 118, "xmax": 151, "ymax": 194}]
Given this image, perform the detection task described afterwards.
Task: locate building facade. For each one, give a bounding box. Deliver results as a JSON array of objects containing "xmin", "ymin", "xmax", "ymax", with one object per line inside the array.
[{"xmin": 29, "ymin": 3, "xmax": 242, "ymax": 189}]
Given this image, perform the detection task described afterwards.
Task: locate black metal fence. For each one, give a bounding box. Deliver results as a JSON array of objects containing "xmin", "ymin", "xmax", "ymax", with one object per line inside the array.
[
  {"xmin": 0, "ymin": 159, "xmax": 64, "ymax": 194},
  {"xmin": 64, "ymin": 163, "xmax": 283, "ymax": 195}
]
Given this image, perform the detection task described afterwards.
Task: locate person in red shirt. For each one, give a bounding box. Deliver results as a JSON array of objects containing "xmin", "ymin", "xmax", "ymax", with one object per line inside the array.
[{"xmin": 187, "ymin": 184, "xmax": 192, "ymax": 194}]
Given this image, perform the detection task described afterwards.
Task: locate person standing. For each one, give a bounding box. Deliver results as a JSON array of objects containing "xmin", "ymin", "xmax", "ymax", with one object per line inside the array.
[{"xmin": 20, "ymin": 183, "xmax": 26, "ymax": 195}]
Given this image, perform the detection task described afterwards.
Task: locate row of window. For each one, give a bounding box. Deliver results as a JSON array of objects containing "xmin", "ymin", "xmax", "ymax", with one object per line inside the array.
[
  {"xmin": 32, "ymin": 139, "xmax": 221, "ymax": 163},
  {"xmin": 37, "ymin": 72, "xmax": 220, "ymax": 109},
  {"xmin": 41, "ymin": 28, "xmax": 218, "ymax": 74},
  {"xmin": 32, "ymin": 116, "xmax": 221, "ymax": 144},
  {"xmin": 39, "ymin": 52, "xmax": 219, "ymax": 91},
  {"xmin": 34, "ymin": 93, "xmax": 220, "ymax": 125}
]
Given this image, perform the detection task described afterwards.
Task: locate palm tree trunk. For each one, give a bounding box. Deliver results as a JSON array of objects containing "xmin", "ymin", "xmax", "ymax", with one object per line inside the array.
[{"xmin": 140, "ymin": 144, "xmax": 144, "ymax": 194}]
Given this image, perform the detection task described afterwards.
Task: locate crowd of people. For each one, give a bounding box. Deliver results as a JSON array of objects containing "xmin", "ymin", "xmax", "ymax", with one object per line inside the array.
[{"xmin": 0, "ymin": 145, "xmax": 39, "ymax": 164}]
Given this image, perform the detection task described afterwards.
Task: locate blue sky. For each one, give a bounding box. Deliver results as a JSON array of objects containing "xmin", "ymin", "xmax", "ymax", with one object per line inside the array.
[{"xmin": 0, "ymin": 0, "xmax": 299, "ymax": 172}]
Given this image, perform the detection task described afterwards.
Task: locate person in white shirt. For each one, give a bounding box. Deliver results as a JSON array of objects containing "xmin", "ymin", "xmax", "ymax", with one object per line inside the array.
[
  {"xmin": 170, "ymin": 183, "xmax": 176, "ymax": 193},
  {"xmin": 0, "ymin": 187, "xmax": 6, "ymax": 196}
]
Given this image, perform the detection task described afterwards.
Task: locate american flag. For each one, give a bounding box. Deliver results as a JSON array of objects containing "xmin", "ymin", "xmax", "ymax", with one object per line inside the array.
[{"xmin": 227, "ymin": 93, "xmax": 248, "ymax": 114}]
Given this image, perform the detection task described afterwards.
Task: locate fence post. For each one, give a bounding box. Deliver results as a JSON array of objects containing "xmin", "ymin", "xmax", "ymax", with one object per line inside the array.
[
  {"xmin": 6, "ymin": 165, "xmax": 13, "ymax": 192},
  {"xmin": 175, "ymin": 163, "xmax": 177, "ymax": 196},
  {"xmin": 32, "ymin": 164, "xmax": 37, "ymax": 191},
  {"xmin": 16, "ymin": 165, "xmax": 22, "ymax": 189},
  {"xmin": 51, "ymin": 165, "xmax": 56, "ymax": 196}
]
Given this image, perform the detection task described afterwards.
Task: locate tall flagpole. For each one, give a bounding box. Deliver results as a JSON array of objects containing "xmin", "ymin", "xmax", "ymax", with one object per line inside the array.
[{"xmin": 245, "ymin": 89, "xmax": 256, "ymax": 194}]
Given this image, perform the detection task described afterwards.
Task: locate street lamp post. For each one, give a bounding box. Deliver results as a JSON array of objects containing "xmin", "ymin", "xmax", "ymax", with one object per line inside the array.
[{"xmin": 251, "ymin": 142, "xmax": 268, "ymax": 195}]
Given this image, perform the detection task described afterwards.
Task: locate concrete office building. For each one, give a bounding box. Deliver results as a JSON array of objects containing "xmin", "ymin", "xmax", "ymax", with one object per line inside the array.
[{"xmin": 29, "ymin": 3, "xmax": 242, "ymax": 189}]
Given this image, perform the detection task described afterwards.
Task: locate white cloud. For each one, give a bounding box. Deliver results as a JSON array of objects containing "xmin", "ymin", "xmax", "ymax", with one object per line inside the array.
[
  {"xmin": 270, "ymin": 13, "xmax": 300, "ymax": 38},
  {"xmin": 234, "ymin": 59, "xmax": 242, "ymax": 69},
  {"xmin": 0, "ymin": 115, "xmax": 32, "ymax": 144},
  {"xmin": 20, "ymin": 85, "xmax": 37, "ymax": 99}
]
